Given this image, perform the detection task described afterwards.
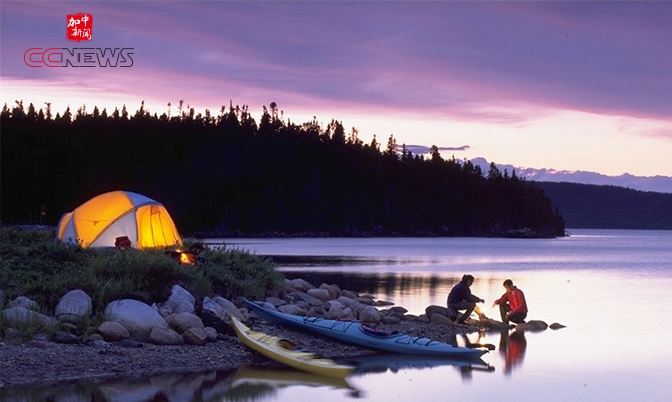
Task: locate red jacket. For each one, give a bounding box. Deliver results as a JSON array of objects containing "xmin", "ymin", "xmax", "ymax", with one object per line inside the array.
[{"xmin": 495, "ymin": 286, "xmax": 528, "ymax": 314}]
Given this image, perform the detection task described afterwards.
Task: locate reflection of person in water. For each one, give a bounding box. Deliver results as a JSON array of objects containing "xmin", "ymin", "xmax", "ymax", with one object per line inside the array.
[{"xmin": 499, "ymin": 330, "xmax": 527, "ymax": 375}]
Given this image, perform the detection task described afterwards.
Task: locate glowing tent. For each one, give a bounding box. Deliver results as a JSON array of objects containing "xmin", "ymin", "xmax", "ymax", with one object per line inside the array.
[{"xmin": 57, "ymin": 190, "xmax": 183, "ymax": 249}]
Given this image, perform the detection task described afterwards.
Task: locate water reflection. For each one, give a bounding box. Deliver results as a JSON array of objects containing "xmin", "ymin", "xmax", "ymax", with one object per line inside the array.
[
  {"xmin": 230, "ymin": 366, "xmax": 361, "ymax": 399},
  {"xmin": 341, "ymin": 353, "xmax": 494, "ymax": 384},
  {"xmin": 498, "ymin": 330, "xmax": 527, "ymax": 375},
  {"xmin": 0, "ymin": 370, "xmax": 234, "ymax": 402},
  {"xmin": 1, "ymin": 356, "xmax": 497, "ymax": 402},
  {"xmin": 281, "ymin": 270, "xmax": 459, "ymax": 301}
]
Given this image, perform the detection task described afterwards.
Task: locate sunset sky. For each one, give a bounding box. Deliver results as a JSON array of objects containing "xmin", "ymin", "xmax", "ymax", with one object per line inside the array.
[{"xmin": 2, "ymin": 1, "xmax": 671, "ymax": 176}]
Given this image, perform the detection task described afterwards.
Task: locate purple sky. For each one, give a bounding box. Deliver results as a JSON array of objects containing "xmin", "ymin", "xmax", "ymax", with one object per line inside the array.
[{"xmin": 2, "ymin": 1, "xmax": 671, "ymax": 176}]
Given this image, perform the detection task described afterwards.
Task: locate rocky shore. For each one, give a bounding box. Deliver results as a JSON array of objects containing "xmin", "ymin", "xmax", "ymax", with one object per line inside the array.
[{"xmin": 0, "ymin": 279, "xmax": 561, "ymax": 389}]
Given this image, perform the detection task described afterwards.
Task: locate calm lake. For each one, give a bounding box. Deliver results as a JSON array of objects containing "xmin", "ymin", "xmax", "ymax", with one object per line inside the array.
[{"xmin": 8, "ymin": 229, "xmax": 672, "ymax": 402}]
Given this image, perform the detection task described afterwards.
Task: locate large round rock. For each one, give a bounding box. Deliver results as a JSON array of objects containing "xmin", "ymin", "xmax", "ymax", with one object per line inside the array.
[
  {"xmin": 55, "ymin": 289, "xmax": 92, "ymax": 324},
  {"xmin": 104, "ymin": 299, "xmax": 168, "ymax": 342}
]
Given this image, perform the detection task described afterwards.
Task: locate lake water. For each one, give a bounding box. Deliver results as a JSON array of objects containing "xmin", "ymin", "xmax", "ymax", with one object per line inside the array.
[{"xmin": 6, "ymin": 229, "xmax": 671, "ymax": 402}]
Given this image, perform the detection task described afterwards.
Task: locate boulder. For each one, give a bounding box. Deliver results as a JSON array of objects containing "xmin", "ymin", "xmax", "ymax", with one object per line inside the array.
[
  {"xmin": 203, "ymin": 296, "xmax": 245, "ymax": 323},
  {"xmin": 390, "ymin": 306, "xmax": 408, "ymax": 314},
  {"xmin": 359, "ymin": 306, "xmax": 381, "ymax": 324},
  {"xmin": 289, "ymin": 278, "xmax": 315, "ymax": 292},
  {"xmin": 86, "ymin": 333, "xmax": 104, "ymax": 342},
  {"xmin": 286, "ymin": 291, "xmax": 325, "ymax": 307},
  {"xmin": 527, "ymin": 320, "xmax": 549, "ymax": 330},
  {"xmin": 381, "ymin": 309, "xmax": 405, "ymax": 321},
  {"xmin": 307, "ymin": 288, "xmax": 332, "ymax": 302},
  {"xmin": 55, "ymin": 289, "xmax": 92, "ymax": 324},
  {"xmin": 356, "ymin": 296, "xmax": 374, "ymax": 305},
  {"xmin": 204, "ymin": 327, "xmax": 218, "ymax": 342},
  {"xmin": 516, "ymin": 320, "xmax": 548, "ymax": 331},
  {"xmin": 167, "ymin": 312, "xmax": 204, "ymax": 334},
  {"xmin": 200, "ymin": 309, "xmax": 234, "ymax": 336},
  {"xmin": 339, "ymin": 290, "xmax": 358, "ymax": 299},
  {"xmin": 164, "ymin": 285, "xmax": 196, "ymax": 315},
  {"xmin": 381, "ymin": 315, "xmax": 401, "ymax": 325},
  {"xmin": 264, "ymin": 297, "xmax": 287, "ymax": 308},
  {"xmin": 158, "ymin": 305, "xmax": 173, "ymax": 318},
  {"xmin": 373, "ymin": 300, "xmax": 395, "ymax": 307},
  {"xmin": 319, "ymin": 283, "xmax": 341, "ymax": 300},
  {"xmin": 183, "ymin": 327, "xmax": 208, "ymax": 345},
  {"xmin": 149, "ymin": 327, "xmax": 184, "ymax": 345},
  {"xmin": 2, "ymin": 306, "xmax": 58, "ymax": 331},
  {"xmin": 8, "ymin": 296, "xmax": 40, "ymax": 311},
  {"xmin": 0, "ymin": 288, "xmax": 5, "ymax": 308},
  {"xmin": 278, "ymin": 304, "xmax": 306, "ymax": 316},
  {"xmin": 425, "ymin": 305, "xmax": 455, "ymax": 319},
  {"xmin": 478, "ymin": 317, "xmax": 511, "ymax": 330},
  {"xmin": 341, "ymin": 307, "xmax": 356, "ymax": 320},
  {"xmin": 104, "ymin": 299, "xmax": 168, "ymax": 342},
  {"xmin": 325, "ymin": 303, "xmax": 345, "ymax": 319},
  {"xmin": 98, "ymin": 321, "xmax": 130, "ymax": 341},
  {"xmin": 430, "ymin": 313, "xmax": 453, "ymax": 326}
]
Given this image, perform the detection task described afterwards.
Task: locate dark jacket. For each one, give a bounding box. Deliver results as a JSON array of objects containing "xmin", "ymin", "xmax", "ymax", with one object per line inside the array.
[{"xmin": 447, "ymin": 281, "xmax": 481, "ymax": 305}]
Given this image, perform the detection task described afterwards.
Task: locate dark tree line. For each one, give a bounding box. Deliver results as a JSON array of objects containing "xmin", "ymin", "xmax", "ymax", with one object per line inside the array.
[
  {"xmin": 1, "ymin": 101, "xmax": 565, "ymax": 237},
  {"xmin": 535, "ymin": 182, "xmax": 672, "ymax": 230}
]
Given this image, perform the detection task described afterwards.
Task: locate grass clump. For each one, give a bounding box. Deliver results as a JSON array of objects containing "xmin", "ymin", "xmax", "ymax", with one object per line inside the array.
[{"xmin": 0, "ymin": 226, "xmax": 285, "ymax": 315}]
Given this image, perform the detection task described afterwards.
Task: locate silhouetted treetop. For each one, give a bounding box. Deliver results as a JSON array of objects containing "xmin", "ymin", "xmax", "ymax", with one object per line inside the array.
[{"xmin": 1, "ymin": 101, "xmax": 565, "ymax": 238}]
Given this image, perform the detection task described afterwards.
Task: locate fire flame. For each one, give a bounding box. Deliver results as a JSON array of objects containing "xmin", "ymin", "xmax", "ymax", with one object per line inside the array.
[{"xmin": 180, "ymin": 252, "xmax": 195, "ymax": 265}]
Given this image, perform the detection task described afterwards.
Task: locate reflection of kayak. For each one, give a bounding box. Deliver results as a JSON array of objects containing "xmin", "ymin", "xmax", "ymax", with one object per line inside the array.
[
  {"xmin": 245, "ymin": 300, "xmax": 487, "ymax": 358},
  {"xmin": 340, "ymin": 353, "xmax": 492, "ymax": 374},
  {"xmin": 231, "ymin": 316, "xmax": 355, "ymax": 378},
  {"xmin": 231, "ymin": 366, "xmax": 354, "ymax": 390}
]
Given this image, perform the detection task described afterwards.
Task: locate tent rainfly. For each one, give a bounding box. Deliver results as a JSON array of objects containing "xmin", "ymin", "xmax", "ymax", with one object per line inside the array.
[{"xmin": 57, "ymin": 190, "xmax": 183, "ymax": 249}]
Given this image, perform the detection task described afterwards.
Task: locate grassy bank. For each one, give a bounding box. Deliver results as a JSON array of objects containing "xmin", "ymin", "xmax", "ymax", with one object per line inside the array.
[{"xmin": 0, "ymin": 226, "xmax": 285, "ymax": 314}]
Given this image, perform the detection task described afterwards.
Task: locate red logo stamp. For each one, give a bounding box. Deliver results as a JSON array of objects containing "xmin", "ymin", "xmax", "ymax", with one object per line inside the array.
[{"xmin": 66, "ymin": 13, "xmax": 93, "ymax": 42}]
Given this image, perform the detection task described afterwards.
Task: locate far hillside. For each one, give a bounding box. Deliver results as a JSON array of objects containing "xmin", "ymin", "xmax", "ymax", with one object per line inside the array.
[{"xmin": 534, "ymin": 182, "xmax": 672, "ymax": 230}]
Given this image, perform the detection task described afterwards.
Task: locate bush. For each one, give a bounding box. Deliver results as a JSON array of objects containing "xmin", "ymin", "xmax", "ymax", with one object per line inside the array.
[
  {"xmin": 200, "ymin": 247, "xmax": 284, "ymax": 300},
  {"xmin": 0, "ymin": 227, "xmax": 285, "ymax": 314}
]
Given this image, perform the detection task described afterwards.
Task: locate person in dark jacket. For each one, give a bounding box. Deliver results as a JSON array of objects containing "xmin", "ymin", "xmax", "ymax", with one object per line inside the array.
[{"xmin": 447, "ymin": 274, "xmax": 485, "ymax": 324}]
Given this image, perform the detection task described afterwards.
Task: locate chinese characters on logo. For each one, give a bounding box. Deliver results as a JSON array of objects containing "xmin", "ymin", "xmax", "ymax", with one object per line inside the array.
[{"xmin": 66, "ymin": 13, "xmax": 93, "ymax": 42}]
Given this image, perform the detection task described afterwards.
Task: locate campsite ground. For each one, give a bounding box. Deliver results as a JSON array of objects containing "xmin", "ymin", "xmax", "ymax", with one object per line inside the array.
[{"xmin": 0, "ymin": 318, "xmax": 468, "ymax": 387}]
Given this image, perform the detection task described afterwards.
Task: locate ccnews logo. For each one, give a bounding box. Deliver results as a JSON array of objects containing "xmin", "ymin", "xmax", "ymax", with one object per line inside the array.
[
  {"xmin": 24, "ymin": 48, "xmax": 134, "ymax": 68},
  {"xmin": 23, "ymin": 13, "xmax": 134, "ymax": 68}
]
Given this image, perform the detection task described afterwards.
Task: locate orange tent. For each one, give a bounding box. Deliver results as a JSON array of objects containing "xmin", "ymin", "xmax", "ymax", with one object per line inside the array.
[{"xmin": 57, "ymin": 190, "xmax": 182, "ymax": 249}]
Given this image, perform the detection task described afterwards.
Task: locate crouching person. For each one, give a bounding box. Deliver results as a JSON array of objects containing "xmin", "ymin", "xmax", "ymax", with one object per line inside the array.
[{"xmin": 493, "ymin": 279, "xmax": 528, "ymax": 324}]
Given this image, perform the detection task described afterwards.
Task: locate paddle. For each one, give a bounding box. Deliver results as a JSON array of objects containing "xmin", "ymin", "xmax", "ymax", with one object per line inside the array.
[{"xmin": 465, "ymin": 343, "xmax": 496, "ymax": 350}]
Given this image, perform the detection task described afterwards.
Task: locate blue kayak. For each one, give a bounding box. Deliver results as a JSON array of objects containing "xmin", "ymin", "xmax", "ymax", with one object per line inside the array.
[{"xmin": 244, "ymin": 300, "xmax": 487, "ymax": 359}]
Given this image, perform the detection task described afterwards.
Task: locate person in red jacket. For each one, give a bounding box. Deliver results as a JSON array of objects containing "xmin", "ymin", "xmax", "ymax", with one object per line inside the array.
[{"xmin": 493, "ymin": 279, "xmax": 528, "ymax": 324}]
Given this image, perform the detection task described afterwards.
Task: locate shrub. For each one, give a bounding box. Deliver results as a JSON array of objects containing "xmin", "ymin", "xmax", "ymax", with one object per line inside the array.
[
  {"xmin": 0, "ymin": 227, "xmax": 285, "ymax": 314},
  {"xmin": 199, "ymin": 247, "xmax": 285, "ymax": 300}
]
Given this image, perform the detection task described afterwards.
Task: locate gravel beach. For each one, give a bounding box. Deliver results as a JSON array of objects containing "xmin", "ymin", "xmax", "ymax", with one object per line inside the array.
[{"xmin": 0, "ymin": 318, "xmax": 471, "ymax": 388}]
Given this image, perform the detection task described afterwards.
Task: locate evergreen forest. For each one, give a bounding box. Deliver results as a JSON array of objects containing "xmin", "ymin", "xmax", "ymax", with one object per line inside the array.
[
  {"xmin": 1, "ymin": 101, "xmax": 565, "ymax": 238},
  {"xmin": 535, "ymin": 182, "xmax": 672, "ymax": 230}
]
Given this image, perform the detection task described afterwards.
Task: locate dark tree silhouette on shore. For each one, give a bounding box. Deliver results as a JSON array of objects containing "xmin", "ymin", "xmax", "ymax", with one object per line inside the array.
[{"xmin": 1, "ymin": 101, "xmax": 565, "ymax": 237}]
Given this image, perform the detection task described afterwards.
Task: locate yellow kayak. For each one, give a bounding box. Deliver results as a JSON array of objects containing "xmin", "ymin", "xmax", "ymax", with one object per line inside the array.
[{"xmin": 231, "ymin": 316, "xmax": 355, "ymax": 378}]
